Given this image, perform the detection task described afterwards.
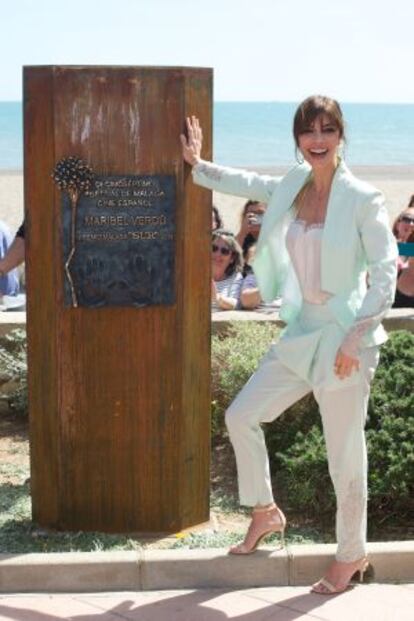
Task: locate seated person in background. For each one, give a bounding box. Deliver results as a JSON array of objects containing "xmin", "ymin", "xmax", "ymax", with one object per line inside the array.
[
  {"xmin": 211, "ymin": 229, "xmax": 243, "ymax": 311},
  {"xmin": 241, "ymin": 244, "xmax": 281, "ymax": 311},
  {"xmin": 0, "ymin": 221, "xmax": 25, "ymax": 276},
  {"xmin": 235, "ymin": 200, "xmax": 267, "ymax": 271},
  {"xmin": 392, "ymin": 202, "xmax": 414, "ymax": 270},
  {"xmin": 393, "ymin": 230, "xmax": 414, "ymax": 308},
  {"xmin": 0, "ymin": 220, "xmax": 21, "ymax": 296},
  {"xmin": 212, "ymin": 205, "xmax": 224, "ymax": 230}
]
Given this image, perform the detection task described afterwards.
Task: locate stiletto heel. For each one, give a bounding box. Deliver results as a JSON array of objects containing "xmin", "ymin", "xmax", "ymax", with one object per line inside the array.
[
  {"xmin": 352, "ymin": 558, "xmax": 369, "ymax": 583},
  {"xmin": 229, "ymin": 504, "xmax": 287, "ymax": 555}
]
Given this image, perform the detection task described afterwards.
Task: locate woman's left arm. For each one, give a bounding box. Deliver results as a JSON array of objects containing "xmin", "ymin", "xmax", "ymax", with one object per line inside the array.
[{"xmin": 340, "ymin": 192, "xmax": 398, "ymax": 360}]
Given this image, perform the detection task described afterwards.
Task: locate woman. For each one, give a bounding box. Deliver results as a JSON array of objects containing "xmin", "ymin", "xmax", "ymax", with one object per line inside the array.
[
  {"xmin": 181, "ymin": 95, "xmax": 397, "ymax": 594},
  {"xmin": 211, "ymin": 229, "xmax": 243, "ymax": 311},
  {"xmin": 393, "ymin": 230, "xmax": 414, "ymax": 308},
  {"xmin": 392, "ymin": 202, "xmax": 414, "ymax": 242},
  {"xmin": 392, "ymin": 204, "xmax": 414, "ymax": 270}
]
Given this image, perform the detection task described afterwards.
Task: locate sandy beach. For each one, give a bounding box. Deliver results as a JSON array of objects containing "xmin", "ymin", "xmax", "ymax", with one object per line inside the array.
[{"xmin": 0, "ymin": 166, "xmax": 413, "ymax": 236}]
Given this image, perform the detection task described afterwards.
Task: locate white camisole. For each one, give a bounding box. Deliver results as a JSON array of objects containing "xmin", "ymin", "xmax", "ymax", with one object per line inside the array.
[
  {"xmin": 285, "ymin": 218, "xmax": 375, "ymax": 357},
  {"xmin": 286, "ymin": 220, "xmax": 332, "ymax": 304}
]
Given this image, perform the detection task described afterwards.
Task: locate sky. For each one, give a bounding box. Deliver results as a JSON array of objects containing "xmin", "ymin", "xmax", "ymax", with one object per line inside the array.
[{"xmin": 1, "ymin": 0, "xmax": 414, "ymax": 103}]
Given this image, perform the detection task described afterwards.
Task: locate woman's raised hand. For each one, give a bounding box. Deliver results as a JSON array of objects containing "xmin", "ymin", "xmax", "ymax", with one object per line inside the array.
[{"xmin": 180, "ymin": 116, "xmax": 203, "ymax": 166}]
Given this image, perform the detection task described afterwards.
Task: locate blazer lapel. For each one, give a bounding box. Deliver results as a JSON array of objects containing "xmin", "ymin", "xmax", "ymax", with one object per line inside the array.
[
  {"xmin": 256, "ymin": 162, "xmax": 312, "ymax": 252},
  {"xmin": 321, "ymin": 160, "xmax": 353, "ymax": 291}
]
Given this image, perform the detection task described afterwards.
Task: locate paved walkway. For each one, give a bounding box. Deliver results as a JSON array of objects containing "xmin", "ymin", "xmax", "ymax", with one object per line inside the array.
[{"xmin": 0, "ymin": 584, "xmax": 413, "ymax": 621}]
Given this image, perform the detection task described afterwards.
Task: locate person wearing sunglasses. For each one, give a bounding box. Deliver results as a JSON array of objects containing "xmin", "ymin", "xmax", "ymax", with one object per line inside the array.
[
  {"xmin": 392, "ymin": 203, "xmax": 414, "ymax": 270},
  {"xmin": 211, "ymin": 229, "xmax": 243, "ymax": 312},
  {"xmin": 393, "ymin": 229, "xmax": 414, "ymax": 308},
  {"xmin": 397, "ymin": 212, "xmax": 414, "ymax": 230},
  {"xmin": 181, "ymin": 95, "xmax": 397, "ymax": 595},
  {"xmin": 392, "ymin": 203, "xmax": 414, "ymax": 243}
]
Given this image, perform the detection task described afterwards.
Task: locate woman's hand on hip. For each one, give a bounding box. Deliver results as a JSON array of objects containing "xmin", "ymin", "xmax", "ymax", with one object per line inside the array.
[
  {"xmin": 334, "ymin": 348, "xmax": 360, "ymax": 379},
  {"xmin": 180, "ymin": 116, "xmax": 203, "ymax": 166}
]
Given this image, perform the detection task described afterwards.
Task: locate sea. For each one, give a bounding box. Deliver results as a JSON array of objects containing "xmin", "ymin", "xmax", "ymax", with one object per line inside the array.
[{"xmin": 1, "ymin": 101, "xmax": 414, "ymax": 169}]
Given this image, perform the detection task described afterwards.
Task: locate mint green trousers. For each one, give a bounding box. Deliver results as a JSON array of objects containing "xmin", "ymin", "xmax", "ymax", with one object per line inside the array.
[{"xmin": 225, "ymin": 303, "xmax": 379, "ymax": 562}]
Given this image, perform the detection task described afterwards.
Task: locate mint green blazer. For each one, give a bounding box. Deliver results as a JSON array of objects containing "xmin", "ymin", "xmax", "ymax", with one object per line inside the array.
[{"xmin": 193, "ymin": 159, "xmax": 398, "ymax": 349}]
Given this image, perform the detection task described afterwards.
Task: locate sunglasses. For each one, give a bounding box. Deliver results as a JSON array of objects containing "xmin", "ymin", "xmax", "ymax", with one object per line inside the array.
[
  {"xmin": 400, "ymin": 215, "xmax": 414, "ymax": 225},
  {"xmin": 212, "ymin": 243, "xmax": 232, "ymax": 256}
]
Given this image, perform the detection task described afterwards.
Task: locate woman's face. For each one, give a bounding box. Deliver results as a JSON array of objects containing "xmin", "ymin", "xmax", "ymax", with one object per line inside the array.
[
  {"xmin": 396, "ymin": 208, "xmax": 414, "ymax": 241},
  {"xmin": 298, "ymin": 114, "xmax": 341, "ymax": 171},
  {"xmin": 212, "ymin": 237, "xmax": 233, "ymax": 275}
]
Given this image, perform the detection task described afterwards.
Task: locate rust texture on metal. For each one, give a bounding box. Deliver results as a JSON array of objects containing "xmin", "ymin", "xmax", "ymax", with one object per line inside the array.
[{"xmin": 24, "ymin": 66, "xmax": 212, "ymax": 533}]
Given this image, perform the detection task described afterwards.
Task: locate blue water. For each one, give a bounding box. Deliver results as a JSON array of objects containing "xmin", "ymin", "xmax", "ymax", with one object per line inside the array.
[
  {"xmin": 214, "ymin": 102, "xmax": 414, "ymax": 166},
  {"xmin": 0, "ymin": 102, "xmax": 23, "ymax": 168},
  {"xmin": 1, "ymin": 101, "xmax": 414, "ymax": 169}
]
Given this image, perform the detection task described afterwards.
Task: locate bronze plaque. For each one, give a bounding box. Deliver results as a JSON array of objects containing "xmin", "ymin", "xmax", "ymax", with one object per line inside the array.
[{"xmin": 61, "ymin": 175, "xmax": 176, "ymax": 308}]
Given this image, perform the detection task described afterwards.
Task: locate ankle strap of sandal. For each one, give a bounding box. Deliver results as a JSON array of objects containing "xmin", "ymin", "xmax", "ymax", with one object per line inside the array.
[{"xmin": 253, "ymin": 503, "xmax": 277, "ymax": 513}]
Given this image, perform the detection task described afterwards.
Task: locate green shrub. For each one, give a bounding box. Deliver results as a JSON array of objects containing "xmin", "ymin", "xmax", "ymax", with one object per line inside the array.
[
  {"xmin": 366, "ymin": 415, "xmax": 414, "ymax": 517},
  {"xmin": 0, "ymin": 329, "xmax": 28, "ymax": 415},
  {"xmin": 365, "ymin": 331, "xmax": 414, "ymax": 518},
  {"xmin": 367, "ymin": 330, "xmax": 414, "ymax": 426}
]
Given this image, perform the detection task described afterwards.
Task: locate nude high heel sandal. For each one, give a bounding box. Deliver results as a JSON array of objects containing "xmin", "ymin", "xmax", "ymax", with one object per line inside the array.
[
  {"xmin": 311, "ymin": 557, "xmax": 370, "ymax": 594},
  {"xmin": 229, "ymin": 503, "xmax": 286, "ymax": 555}
]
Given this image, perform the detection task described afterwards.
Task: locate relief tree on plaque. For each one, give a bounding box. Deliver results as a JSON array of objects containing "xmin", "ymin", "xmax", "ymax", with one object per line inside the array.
[{"xmin": 52, "ymin": 156, "xmax": 94, "ymax": 307}]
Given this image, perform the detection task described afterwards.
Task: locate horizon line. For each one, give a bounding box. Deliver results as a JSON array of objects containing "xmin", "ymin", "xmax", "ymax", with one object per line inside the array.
[{"xmin": 1, "ymin": 99, "xmax": 414, "ymax": 106}]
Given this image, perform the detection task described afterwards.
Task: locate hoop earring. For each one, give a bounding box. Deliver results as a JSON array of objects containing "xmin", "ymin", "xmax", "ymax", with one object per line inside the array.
[{"xmin": 295, "ymin": 147, "xmax": 304, "ymax": 164}]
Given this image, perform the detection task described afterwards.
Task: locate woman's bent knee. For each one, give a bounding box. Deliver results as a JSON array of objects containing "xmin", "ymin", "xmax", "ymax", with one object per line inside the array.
[{"xmin": 225, "ymin": 401, "xmax": 252, "ymax": 434}]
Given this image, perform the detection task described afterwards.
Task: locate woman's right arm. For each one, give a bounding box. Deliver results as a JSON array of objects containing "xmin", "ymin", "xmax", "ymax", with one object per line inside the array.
[{"xmin": 180, "ymin": 116, "xmax": 280, "ymax": 203}]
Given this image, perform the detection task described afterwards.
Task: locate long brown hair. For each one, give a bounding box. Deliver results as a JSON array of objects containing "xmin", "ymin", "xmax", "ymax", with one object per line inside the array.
[{"xmin": 293, "ymin": 95, "xmax": 345, "ymax": 148}]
